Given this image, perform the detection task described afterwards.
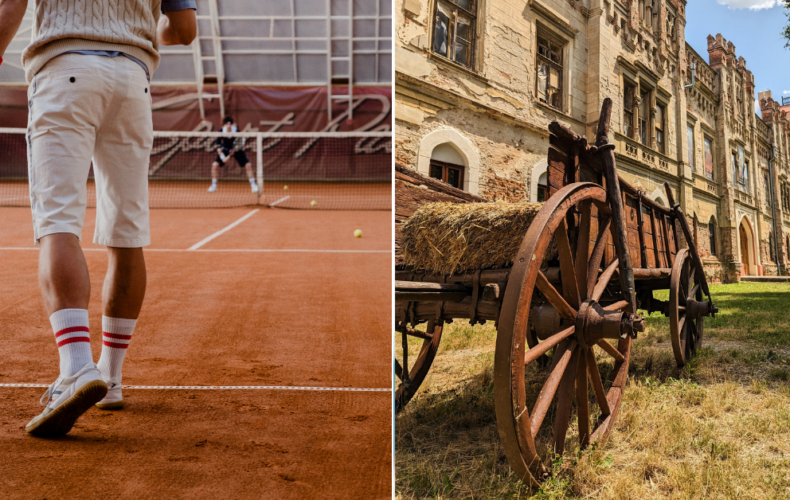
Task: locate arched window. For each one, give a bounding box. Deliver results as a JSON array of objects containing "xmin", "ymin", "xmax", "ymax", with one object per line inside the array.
[
  {"xmin": 429, "ymin": 143, "xmax": 466, "ymax": 190},
  {"xmin": 537, "ymin": 172, "xmax": 547, "ymax": 202},
  {"xmin": 769, "ymin": 232, "xmax": 776, "ymax": 262},
  {"xmin": 708, "ymin": 218, "xmax": 717, "ymax": 256}
]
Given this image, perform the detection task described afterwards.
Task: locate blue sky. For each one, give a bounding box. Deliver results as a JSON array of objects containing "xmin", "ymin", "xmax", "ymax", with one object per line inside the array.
[{"xmin": 684, "ymin": 0, "xmax": 790, "ymax": 113}]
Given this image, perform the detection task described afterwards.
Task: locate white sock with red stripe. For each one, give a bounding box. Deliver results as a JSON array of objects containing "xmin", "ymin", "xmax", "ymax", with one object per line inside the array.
[
  {"xmin": 50, "ymin": 309, "xmax": 93, "ymax": 378},
  {"xmin": 96, "ymin": 316, "xmax": 136, "ymax": 384}
]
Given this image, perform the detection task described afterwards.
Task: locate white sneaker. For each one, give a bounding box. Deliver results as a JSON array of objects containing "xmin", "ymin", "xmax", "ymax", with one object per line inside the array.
[
  {"xmin": 251, "ymin": 184, "xmax": 258, "ymax": 193},
  {"xmin": 96, "ymin": 380, "xmax": 124, "ymax": 410},
  {"xmin": 25, "ymin": 363, "xmax": 107, "ymax": 437},
  {"xmin": 208, "ymin": 183, "xmax": 217, "ymax": 192}
]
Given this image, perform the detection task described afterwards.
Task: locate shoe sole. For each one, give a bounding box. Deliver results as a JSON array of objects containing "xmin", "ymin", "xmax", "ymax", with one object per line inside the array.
[
  {"xmin": 26, "ymin": 380, "xmax": 108, "ymax": 437},
  {"xmin": 95, "ymin": 400, "xmax": 124, "ymax": 411}
]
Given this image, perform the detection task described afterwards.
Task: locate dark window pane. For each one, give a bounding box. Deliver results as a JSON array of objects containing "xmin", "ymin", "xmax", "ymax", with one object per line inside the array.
[
  {"xmin": 430, "ymin": 164, "xmax": 443, "ymax": 181},
  {"xmin": 455, "ymin": 15, "xmax": 471, "ymax": 40},
  {"xmin": 447, "ymin": 168, "xmax": 461, "ymax": 188},
  {"xmin": 453, "ymin": 0, "xmax": 472, "ymax": 11},
  {"xmin": 537, "ymin": 185, "xmax": 546, "ymax": 203},
  {"xmin": 433, "ymin": 7, "xmax": 450, "ymax": 56},
  {"xmin": 454, "ymin": 40, "xmax": 469, "ymax": 65},
  {"xmin": 537, "ymin": 63, "xmax": 548, "ymax": 103}
]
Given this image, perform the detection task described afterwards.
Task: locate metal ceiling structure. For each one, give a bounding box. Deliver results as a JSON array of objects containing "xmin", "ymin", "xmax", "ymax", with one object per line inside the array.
[{"xmin": 1, "ymin": 0, "xmax": 392, "ymax": 120}]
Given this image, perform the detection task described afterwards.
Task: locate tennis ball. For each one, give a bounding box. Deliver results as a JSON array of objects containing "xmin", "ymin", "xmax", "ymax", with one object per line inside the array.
[
  {"xmin": 354, "ymin": 229, "xmax": 362, "ymax": 238},
  {"xmin": 283, "ymin": 185, "xmax": 289, "ymax": 190},
  {"xmin": 310, "ymin": 200, "xmax": 317, "ymax": 207}
]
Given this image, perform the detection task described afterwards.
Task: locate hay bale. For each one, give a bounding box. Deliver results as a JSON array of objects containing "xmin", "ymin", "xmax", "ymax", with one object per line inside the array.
[{"xmin": 401, "ymin": 201, "xmax": 556, "ymax": 275}]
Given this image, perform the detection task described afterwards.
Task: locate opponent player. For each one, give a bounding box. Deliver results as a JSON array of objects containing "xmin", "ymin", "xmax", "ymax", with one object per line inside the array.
[
  {"xmin": 0, "ymin": 0, "xmax": 196, "ymax": 436},
  {"xmin": 208, "ymin": 116, "xmax": 259, "ymax": 193}
]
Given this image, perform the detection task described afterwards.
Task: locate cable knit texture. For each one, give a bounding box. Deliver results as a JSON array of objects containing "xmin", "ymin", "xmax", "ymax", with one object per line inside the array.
[{"xmin": 22, "ymin": 0, "xmax": 162, "ymax": 83}]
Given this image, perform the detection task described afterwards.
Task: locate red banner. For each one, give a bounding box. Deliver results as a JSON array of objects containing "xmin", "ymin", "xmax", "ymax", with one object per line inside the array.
[{"xmin": 0, "ymin": 85, "xmax": 392, "ymax": 133}]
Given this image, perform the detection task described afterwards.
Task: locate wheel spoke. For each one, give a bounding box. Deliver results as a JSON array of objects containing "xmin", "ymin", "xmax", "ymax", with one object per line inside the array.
[
  {"xmin": 679, "ymin": 320, "xmax": 688, "ymax": 362},
  {"xmin": 524, "ymin": 325, "xmax": 576, "ymax": 365},
  {"xmin": 575, "ymin": 201, "xmax": 592, "ymax": 302},
  {"xmin": 552, "ymin": 346, "xmax": 581, "ymax": 456},
  {"xmin": 536, "ymin": 271, "xmax": 577, "ymax": 320},
  {"xmin": 401, "ymin": 330, "xmax": 409, "ymax": 382},
  {"xmin": 687, "ymin": 284, "xmax": 700, "ymax": 302},
  {"xmin": 603, "ymin": 300, "xmax": 628, "ymax": 312},
  {"xmin": 530, "ymin": 340, "xmax": 577, "ymax": 438},
  {"xmin": 556, "ymin": 219, "xmax": 581, "ymax": 309},
  {"xmin": 596, "ymin": 339, "xmax": 625, "ymax": 362},
  {"xmin": 576, "ymin": 349, "xmax": 590, "ymax": 449},
  {"xmin": 394, "ymin": 359, "xmax": 403, "ymax": 381},
  {"xmin": 585, "ymin": 348, "xmax": 611, "ymax": 416},
  {"xmin": 592, "ymin": 259, "xmax": 619, "ymax": 302},
  {"xmin": 586, "ymin": 216, "xmax": 612, "ymax": 299}
]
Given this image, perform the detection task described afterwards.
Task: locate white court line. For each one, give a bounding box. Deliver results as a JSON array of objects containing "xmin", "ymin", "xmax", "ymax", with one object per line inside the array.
[
  {"xmin": 0, "ymin": 247, "xmax": 390, "ymax": 254},
  {"xmin": 268, "ymin": 195, "xmax": 290, "ymax": 207},
  {"xmin": 187, "ymin": 208, "xmax": 259, "ymax": 250},
  {"xmin": 0, "ymin": 383, "xmax": 390, "ymax": 392}
]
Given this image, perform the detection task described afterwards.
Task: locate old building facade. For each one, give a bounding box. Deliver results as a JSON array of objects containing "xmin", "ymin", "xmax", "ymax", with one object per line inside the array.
[{"xmin": 395, "ymin": 0, "xmax": 790, "ymax": 282}]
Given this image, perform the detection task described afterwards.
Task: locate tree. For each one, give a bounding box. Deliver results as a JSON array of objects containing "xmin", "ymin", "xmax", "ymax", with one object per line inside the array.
[{"xmin": 784, "ymin": 1, "xmax": 790, "ymax": 49}]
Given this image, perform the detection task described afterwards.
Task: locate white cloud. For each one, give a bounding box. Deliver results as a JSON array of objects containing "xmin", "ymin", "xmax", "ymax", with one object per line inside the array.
[
  {"xmin": 784, "ymin": 90, "xmax": 790, "ymax": 95},
  {"xmin": 716, "ymin": 0, "xmax": 781, "ymax": 9}
]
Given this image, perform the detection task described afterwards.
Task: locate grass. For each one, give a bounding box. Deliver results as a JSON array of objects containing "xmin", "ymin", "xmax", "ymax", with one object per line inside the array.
[{"xmin": 396, "ymin": 282, "xmax": 790, "ymax": 499}]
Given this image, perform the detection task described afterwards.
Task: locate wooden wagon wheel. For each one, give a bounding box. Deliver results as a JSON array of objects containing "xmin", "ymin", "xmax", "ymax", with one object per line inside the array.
[
  {"xmin": 395, "ymin": 320, "xmax": 444, "ymax": 412},
  {"xmin": 669, "ymin": 248, "xmax": 704, "ymax": 367},
  {"xmin": 494, "ymin": 182, "xmax": 634, "ymax": 486}
]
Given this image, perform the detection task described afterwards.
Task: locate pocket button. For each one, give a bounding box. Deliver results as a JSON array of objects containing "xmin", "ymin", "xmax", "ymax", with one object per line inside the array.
[{"xmin": 69, "ymin": 77, "xmax": 75, "ymax": 83}]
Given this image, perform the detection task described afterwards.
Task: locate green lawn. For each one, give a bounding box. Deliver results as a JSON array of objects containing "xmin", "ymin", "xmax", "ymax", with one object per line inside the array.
[{"xmin": 396, "ymin": 282, "xmax": 790, "ymax": 499}]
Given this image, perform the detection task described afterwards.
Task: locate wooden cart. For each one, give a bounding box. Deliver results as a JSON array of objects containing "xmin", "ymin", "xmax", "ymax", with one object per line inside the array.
[{"xmin": 394, "ymin": 99, "xmax": 718, "ymax": 485}]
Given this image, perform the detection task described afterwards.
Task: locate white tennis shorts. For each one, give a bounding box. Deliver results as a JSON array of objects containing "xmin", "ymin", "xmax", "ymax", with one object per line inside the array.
[{"xmin": 27, "ymin": 54, "xmax": 153, "ymax": 247}]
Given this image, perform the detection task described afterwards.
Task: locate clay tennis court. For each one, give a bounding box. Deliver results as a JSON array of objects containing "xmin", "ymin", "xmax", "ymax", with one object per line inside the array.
[{"xmin": 0, "ymin": 205, "xmax": 392, "ymax": 498}]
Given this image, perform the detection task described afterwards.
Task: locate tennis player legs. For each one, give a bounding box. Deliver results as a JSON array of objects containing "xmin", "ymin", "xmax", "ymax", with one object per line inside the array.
[{"xmin": 26, "ymin": 54, "xmax": 151, "ymax": 429}]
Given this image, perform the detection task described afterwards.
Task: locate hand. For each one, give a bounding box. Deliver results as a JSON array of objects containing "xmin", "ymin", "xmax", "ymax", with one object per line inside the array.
[{"xmin": 0, "ymin": 0, "xmax": 28, "ymax": 62}]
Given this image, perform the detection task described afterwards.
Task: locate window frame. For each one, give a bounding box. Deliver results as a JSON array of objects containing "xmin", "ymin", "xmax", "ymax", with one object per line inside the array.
[
  {"xmin": 431, "ymin": 0, "xmax": 477, "ymax": 70},
  {"xmin": 708, "ymin": 219, "xmax": 717, "ymax": 256},
  {"xmin": 655, "ymin": 102, "xmax": 666, "ymax": 154},
  {"xmin": 687, "ymin": 125, "xmax": 696, "ymax": 170},
  {"xmin": 623, "ymin": 81, "xmax": 637, "ymax": 140},
  {"xmin": 703, "ymin": 136, "xmax": 714, "ymax": 180},
  {"xmin": 429, "ymin": 158, "xmax": 466, "ymax": 190},
  {"xmin": 535, "ymin": 29, "xmax": 565, "ymax": 111},
  {"xmin": 638, "ymin": 88, "xmax": 651, "ymax": 146}
]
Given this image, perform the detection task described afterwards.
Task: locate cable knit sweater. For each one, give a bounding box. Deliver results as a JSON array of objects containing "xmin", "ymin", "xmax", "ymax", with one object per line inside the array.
[{"xmin": 22, "ymin": 0, "xmax": 162, "ymax": 83}]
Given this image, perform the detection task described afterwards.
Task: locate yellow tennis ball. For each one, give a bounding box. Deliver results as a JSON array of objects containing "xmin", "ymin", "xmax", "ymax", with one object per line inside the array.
[
  {"xmin": 283, "ymin": 185, "xmax": 288, "ymax": 190},
  {"xmin": 310, "ymin": 200, "xmax": 317, "ymax": 206},
  {"xmin": 354, "ymin": 229, "xmax": 362, "ymax": 238}
]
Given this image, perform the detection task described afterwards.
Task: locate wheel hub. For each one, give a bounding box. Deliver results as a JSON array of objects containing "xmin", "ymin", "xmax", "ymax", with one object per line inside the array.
[{"xmin": 575, "ymin": 300, "xmax": 645, "ymax": 347}]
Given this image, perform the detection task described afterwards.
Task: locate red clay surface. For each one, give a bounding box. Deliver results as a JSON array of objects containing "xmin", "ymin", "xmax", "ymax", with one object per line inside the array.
[
  {"xmin": 0, "ymin": 180, "xmax": 392, "ymax": 210},
  {"xmin": 0, "ymin": 207, "xmax": 393, "ymax": 499}
]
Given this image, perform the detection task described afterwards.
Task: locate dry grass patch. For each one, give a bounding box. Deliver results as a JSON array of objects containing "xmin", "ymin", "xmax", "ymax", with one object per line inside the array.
[{"xmin": 396, "ymin": 282, "xmax": 790, "ymax": 499}]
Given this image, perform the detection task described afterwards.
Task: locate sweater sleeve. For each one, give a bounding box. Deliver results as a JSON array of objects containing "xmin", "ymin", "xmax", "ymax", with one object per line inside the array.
[{"xmin": 162, "ymin": 0, "xmax": 196, "ymax": 12}]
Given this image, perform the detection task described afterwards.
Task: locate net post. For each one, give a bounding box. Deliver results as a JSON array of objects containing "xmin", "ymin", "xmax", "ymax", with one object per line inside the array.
[{"xmin": 256, "ymin": 133, "xmax": 263, "ymax": 203}]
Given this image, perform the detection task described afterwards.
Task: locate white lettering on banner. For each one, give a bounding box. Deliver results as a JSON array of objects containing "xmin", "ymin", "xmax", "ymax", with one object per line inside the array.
[{"xmin": 148, "ymin": 96, "xmax": 391, "ymax": 176}]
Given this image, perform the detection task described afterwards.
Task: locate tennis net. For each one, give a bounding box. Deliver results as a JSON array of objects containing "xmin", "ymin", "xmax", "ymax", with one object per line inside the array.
[{"xmin": 0, "ymin": 129, "xmax": 392, "ymax": 210}]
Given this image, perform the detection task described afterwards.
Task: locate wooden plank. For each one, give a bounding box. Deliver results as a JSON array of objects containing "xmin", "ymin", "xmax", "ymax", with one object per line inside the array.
[
  {"xmin": 625, "ymin": 195, "xmax": 641, "ymax": 268},
  {"xmin": 636, "ymin": 195, "xmax": 648, "ymax": 270},
  {"xmin": 642, "ymin": 206, "xmax": 659, "ymax": 267},
  {"xmin": 650, "ymin": 209, "xmax": 661, "ymax": 269},
  {"xmin": 547, "ymin": 147, "xmax": 570, "ymax": 198},
  {"xmin": 395, "ymin": 162, "xmax": 484, "ymax": 203}
]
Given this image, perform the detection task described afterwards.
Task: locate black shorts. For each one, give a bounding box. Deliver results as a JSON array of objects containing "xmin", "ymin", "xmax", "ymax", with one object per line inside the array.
[{"xmin": 215, "ymin": 150, "xmax": 250, "ymax": 167}]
